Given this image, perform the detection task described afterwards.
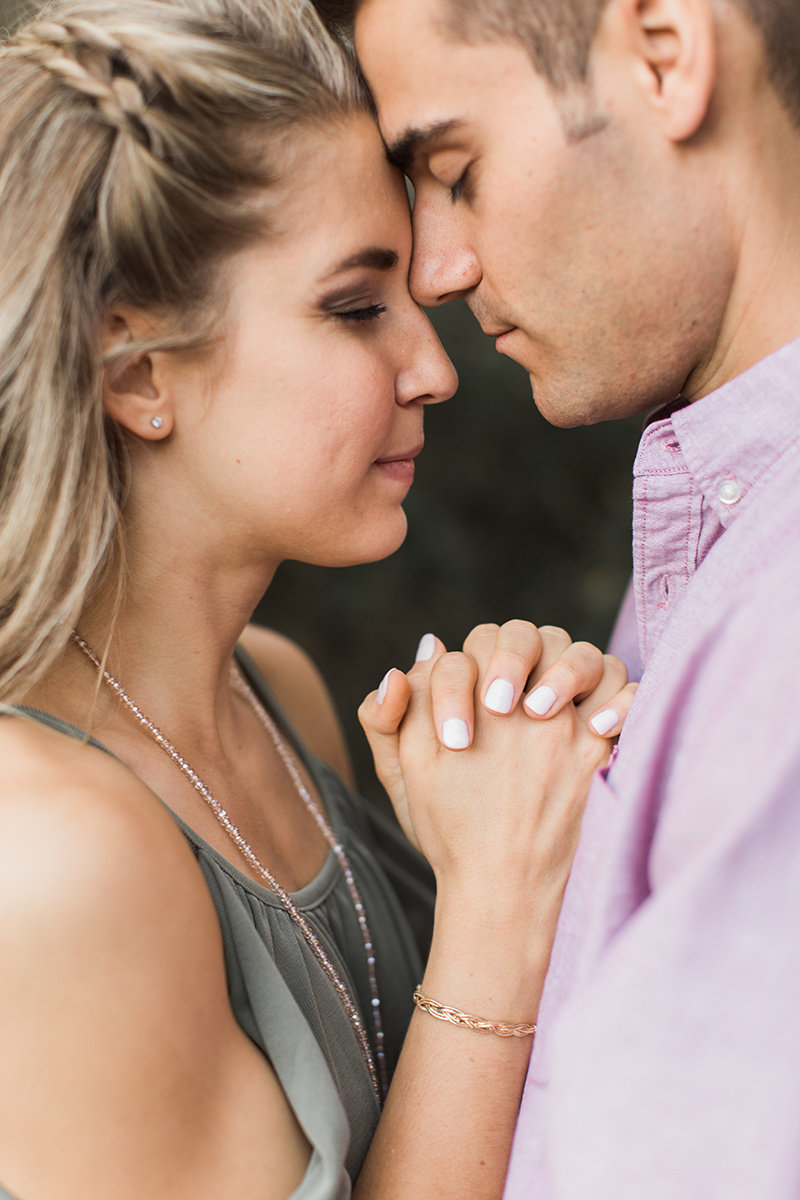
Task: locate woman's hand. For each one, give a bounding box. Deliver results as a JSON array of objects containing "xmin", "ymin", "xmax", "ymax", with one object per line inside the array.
[
  {"xmin": 360, "ymin": 620, "xmax": 635, "ymax": 859},
  {"xmin": 355, "ymin": 625, "xmax": 634, "ymax": 1200}
]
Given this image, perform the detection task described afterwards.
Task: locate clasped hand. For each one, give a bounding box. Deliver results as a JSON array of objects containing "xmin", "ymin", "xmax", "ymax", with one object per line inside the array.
[{"xmin": 359, "ymin": 621, "xmax": 636, "ymax": 890}]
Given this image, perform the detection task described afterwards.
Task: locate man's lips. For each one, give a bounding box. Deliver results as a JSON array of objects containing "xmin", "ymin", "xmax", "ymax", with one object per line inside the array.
[
  {"xmin": 481, "ymin": 324, "xmax": 516, "ymax": 338},
  {"xmin": 486, "ymin": 326, "xmax": 518, "ymax": 356}
]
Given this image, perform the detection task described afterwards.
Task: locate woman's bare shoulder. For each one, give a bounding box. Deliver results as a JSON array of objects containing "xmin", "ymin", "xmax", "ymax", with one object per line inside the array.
[
  {"xmin": 0, "ymin": 711, "xmax": 208, "ymax": 901},
  {"xmin": 0, "ymin": 712, "xmax": 225, "ymax": 1018},
  {"xmin": 239, "ymin": 623, "xmax": 355, "ymax": 786},
  {"xmin": 0, "ymin": 714, "xmax": 287, "ymax": 1199}
]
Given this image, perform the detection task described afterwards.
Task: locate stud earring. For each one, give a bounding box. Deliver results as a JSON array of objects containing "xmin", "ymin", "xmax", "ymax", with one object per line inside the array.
[{"xmin": 150, "ymin": 416, "xmax": 164, "ymax": 430}]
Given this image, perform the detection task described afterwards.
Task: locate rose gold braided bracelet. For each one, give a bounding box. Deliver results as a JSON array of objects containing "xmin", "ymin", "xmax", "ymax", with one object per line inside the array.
[{"xmin": 412, "ymin": 987, "xmax": 537, "ymax": 1039}]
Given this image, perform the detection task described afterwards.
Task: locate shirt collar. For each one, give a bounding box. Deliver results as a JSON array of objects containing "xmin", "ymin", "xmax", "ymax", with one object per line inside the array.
[{"xmin": 666, "ymin": 336, "xmax": 800, "ymax": 528}]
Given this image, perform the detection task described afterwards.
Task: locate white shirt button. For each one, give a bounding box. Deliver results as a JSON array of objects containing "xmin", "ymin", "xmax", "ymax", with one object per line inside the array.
[{"xmin": 718, "ymin": 478, "xmax": 742, "ymax": 505}]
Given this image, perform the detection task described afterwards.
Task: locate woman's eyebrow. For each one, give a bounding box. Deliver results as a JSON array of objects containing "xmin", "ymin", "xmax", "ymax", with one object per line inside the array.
[
  {"xmin": 324, "ymin": 247, "xmax": 399, "ymax": 278},
  {"xmin": 386, "ymin": 119, "xmax": 464, "ymax": 174}
]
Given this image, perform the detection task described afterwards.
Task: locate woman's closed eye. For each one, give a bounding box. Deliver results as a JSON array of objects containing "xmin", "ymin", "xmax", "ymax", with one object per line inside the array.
[
  {"xmin": 336, "ymin": 303, "xmax": 388, "ymax": 325},
  {"xmin": 319, "ymin": 285, "xmax": 390, "ymax": 326}
]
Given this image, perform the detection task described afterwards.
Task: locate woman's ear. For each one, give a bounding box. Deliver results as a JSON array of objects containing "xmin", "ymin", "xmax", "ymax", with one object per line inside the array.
[
  {"xmin": 101, "ymin": 309, "xmax": 173, "ymax": 440},
  {"xmin": 611, "ymin": 0, "xmax": 716, "ymax": 141}
]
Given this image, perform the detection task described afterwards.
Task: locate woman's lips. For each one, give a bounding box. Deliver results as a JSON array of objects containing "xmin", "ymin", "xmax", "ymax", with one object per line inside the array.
[{"xmin": 374, "ymin": 442, "xmax": 423, "ymax": 483}]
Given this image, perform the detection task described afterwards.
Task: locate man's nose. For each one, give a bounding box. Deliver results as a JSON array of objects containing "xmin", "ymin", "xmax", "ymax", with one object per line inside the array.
[{"xmin": 408, "ymin": 198, "xmax": 481, "ymax": 307}]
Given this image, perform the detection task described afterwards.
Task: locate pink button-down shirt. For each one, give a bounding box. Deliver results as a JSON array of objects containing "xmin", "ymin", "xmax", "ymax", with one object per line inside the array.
[{"xmin": 505, "ymin": 336, "xmax": 800, "ymax": 1199}]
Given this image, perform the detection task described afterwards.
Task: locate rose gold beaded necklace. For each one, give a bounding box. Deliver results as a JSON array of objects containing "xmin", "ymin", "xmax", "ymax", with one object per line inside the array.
[{"xmin": 72, "ymin": 632, "xmax": 387, "ymax": 1103}]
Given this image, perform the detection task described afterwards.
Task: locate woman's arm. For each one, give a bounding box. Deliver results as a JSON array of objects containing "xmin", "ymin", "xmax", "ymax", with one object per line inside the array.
[
  {"xmin": 0, "ymin": 717, "xmax": 310, "ymax": 1200},
  {"xmin": 354, "ymin": 622, "xmax": 631, "ymax": 1199},
  {"xmin": 243, "ymin": 618, "xmax": 631, "ymax": 1198}
]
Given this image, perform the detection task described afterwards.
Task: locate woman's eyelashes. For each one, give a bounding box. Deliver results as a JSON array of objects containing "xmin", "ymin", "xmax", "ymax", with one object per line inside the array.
[
  {"xmin": 337, "ymin": 302, "xmax": 388, "ymax": 325},
  {"xmin": 319, "ymin": 289, "xmax": 389, "ymax": 326}
]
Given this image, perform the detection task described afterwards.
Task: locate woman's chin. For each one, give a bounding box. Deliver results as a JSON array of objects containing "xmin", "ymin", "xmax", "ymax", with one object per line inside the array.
[{"xmin": 305, "ymin": 514, "xmax": 409, "ymax": 569}]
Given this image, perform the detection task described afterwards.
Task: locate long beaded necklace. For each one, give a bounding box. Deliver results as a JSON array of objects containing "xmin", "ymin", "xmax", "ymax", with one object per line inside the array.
[{"xmin": 71, "ymin": 632, "xmax": 387, "ymax": 1104}]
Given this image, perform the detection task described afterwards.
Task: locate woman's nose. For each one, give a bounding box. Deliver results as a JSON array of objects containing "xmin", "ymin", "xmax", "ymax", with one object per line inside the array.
[{"xmin": 395, "ymin": 306, "xmax": 458, "ymax": 407}]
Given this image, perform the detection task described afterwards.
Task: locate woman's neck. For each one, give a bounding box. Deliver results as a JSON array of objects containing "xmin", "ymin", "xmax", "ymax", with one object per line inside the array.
[{"xmin": 26, "ymin": 537, "xmax": 281, "ymax": 752}]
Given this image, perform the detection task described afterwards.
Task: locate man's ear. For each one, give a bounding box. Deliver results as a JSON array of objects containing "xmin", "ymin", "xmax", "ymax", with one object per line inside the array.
[
  {"xmin": 102, "ymin": 309, "xmax": 173, "ymax": 440},
  {"xmin": 611, "ymin": 0, "xmax": 716, "ymax": 141}
]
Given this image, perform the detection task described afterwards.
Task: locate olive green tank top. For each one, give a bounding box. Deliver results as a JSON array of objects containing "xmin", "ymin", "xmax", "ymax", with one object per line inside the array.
[{"xmin": 0, "ymin": 646, "xmax": 422, "ymax": 1200}]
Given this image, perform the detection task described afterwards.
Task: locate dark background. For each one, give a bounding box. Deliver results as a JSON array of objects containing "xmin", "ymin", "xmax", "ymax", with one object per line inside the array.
[
  {"xmin": 254, "ymin": 299, "xmax": 641, "ymax": 801},
  {"xmin": 1, "ymin": 0, "xmax": 642, "ymax": 802}
]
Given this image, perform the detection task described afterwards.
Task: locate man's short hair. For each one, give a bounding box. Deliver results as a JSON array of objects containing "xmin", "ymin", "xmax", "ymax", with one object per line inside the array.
[{"xmin": 315, "ymin": 0, "xmax": 800, "ymax": 126}]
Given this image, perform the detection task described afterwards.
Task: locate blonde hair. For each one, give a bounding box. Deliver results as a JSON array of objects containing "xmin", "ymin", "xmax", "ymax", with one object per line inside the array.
[{"xmin": 0, "ymin": 0, "xmax": 369, "ymax": 700}]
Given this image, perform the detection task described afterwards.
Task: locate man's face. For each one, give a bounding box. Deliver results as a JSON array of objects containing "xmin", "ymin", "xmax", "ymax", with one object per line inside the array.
[{"xmin": 356, "ymin": 0, "xmax": 731, "ymax": 426}]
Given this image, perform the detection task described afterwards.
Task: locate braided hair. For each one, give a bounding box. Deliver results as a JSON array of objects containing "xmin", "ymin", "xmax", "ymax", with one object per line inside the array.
[
  {"xmin": 0, "ymin": 0, "xmax": 369, "ymax": 699},
  {"xmin": 11, "ymin": 17, "xmax": 160, "ymax": 146}
]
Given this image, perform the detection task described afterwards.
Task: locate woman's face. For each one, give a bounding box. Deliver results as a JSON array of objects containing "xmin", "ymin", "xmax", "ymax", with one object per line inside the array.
[{"xmin": 155, "ymin": 113, "xmax": 457, "ymax": 572}]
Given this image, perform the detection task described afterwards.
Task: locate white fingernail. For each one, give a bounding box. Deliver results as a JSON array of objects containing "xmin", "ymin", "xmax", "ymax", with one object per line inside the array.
[
  {"xmin": 590, "ymin": 708, "xmax": 619, "ymax": 736},
  {"xmin": 442, "ymin": 718, "xmax": 469, "ymax": 750},
  {"xmin": 524, "ymin": 684, "xmax": 557, "ymax": 716},
  {"xmin": 415, "ymin": 633, "xmax": 436, "ymax": 662},
  {"xmin": 377, "ymin": 669, "xmax": 395, "ymax": 704},
  {"xmin": 485, "ymin": 678, "xmax": 515, "ymax": 714}
]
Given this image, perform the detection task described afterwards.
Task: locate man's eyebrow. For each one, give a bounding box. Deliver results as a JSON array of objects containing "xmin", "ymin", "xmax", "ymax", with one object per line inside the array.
[
  {"xmin": 386, "ymin": 119, "xmax": 464, "ymax": 173},
  {"xmin": 323, "ymin": 247, "xmax": 399, "ymax": 278}
]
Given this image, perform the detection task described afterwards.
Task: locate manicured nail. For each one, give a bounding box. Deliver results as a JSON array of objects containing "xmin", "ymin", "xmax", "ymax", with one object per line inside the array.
[
  {"xmin": 590, "ymin": 708, "xmax": 619, "ymax": 736},
  {"xmin": 442, "ymin": 718, "xmax": 469, "ymax": 750},
  {"xmin": 377, "ymin": 669, "xmax": 395, "ymax": 705},
  {"xmin": 415, "ymin": 632, "xmax": 436, "ymax": 662},
  {"xmin": 484, "ymin": 678, "xmax": 515, "ymax": 714},
  {"xmin": 524, "ymin": 684, "xmax": 557, "ymax": 716}
]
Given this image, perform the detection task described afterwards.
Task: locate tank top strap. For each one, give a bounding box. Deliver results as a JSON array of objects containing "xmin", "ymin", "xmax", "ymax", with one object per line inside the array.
[{"xmin": 1, "ymin": 702, "xmax": 119, "ymax": 758}]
